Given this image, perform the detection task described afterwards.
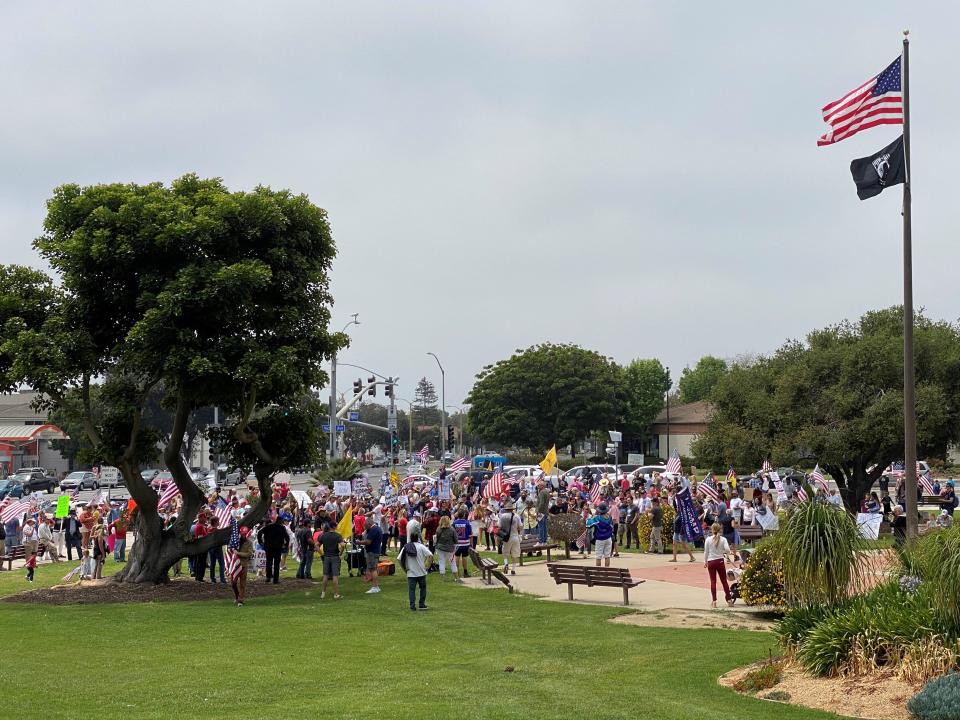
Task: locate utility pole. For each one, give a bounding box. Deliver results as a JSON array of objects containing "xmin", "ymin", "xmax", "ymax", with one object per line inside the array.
[
  {"xmin": 665, "ymin": 366, "xmax": 671, "ymax": 460},
  {"xmin": 428, "ymin": 352, "xmax": 445, "ymax": 457},
  {"xmin": 329, "ymin": 314, "xmax": 359, "ymax": 461}
]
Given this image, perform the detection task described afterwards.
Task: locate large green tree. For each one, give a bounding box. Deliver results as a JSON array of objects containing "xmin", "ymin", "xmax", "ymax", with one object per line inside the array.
[
  {"xmin": 465, "ymin": 343, "xmax": 622, "ymax": 453},
  {"xmin": 692, "ymin": 308, "xmax": 960, "ymax": 511},
  {"xmin": 413, "ymin": 377, "xmax": 440, "ymax": 427},
  {"xmin": 678, "ymin": 355, "xmax": 728, "ymax": 403},
  {"xmin": 0, "ymin": 175, "xmax": 342, "ymax": 582},
  {"xmin": 619, "ymin": 358, "xmax": 671, "ymax": 444}
]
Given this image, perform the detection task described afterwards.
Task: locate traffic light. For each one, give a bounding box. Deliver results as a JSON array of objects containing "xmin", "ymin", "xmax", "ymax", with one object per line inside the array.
[
  {"xmin": 447, "ymin": 424, "xmax": 455, "ymax": 447},
  {"xmin": 367, "ymin": 377, "xmax": 376, "ymax": 396},
  {"xmin": 390, "ymin": 430, "xmax": 399, "ymax": 462},
  {"xmin": 353, "ymin": 378, "xmax": 362, "ymax": 395},
  {"xmin": 384, "ymin": 378, "xmax": 393, "ymax": 398}
]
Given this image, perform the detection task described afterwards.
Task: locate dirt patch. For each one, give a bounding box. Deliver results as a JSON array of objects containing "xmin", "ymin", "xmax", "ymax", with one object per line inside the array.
[
  {"xmin": 612, "ymin": 607, "xmax": 776, "ymax": 632},
  {"xmin": 720, "ymin": 660, "xmax": 917, "ymax": 720},
  {"xmin": 2, "ymin": 576, "xmax": 317, "ymax": 605}
]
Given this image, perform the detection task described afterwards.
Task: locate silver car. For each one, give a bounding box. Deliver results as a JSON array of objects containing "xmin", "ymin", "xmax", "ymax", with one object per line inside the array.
[{"xmin": 61, "ymin": 471, "xmax": 99, "ymax": 492}]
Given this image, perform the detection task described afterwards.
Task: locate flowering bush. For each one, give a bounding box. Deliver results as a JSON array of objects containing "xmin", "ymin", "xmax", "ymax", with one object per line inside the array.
[
  {"xmin": 637, "ymin": 503, "xmax": 676, "ymax": 553},
  {"xmin": 740, "ymin": 540, "xmax": 786, "ymax": 607}
]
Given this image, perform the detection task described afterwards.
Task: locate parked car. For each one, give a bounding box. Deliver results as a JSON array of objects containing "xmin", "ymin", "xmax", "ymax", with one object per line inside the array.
[
  {"xmin": 140, "ymin": 469, "xmax": 160, "ymax": 483},
  {"xmin": 151, "ymin": 471, "xmax": 175, "ymax": 490},
  {"xmin": 60, "ymin": 471, "xmax": 99, "ymax": 492},
  {"xmin": 215, "ymin": 464, "xmax": 242, "ymax": 486},
  {"xmin": 0, "ymin": 479, "xmax": 26, "ymax": 500},
  {"xmin": 12, "ymin": 467, "xmax": 58, "ymax": 493},
  {"xmin": 370, "ymin": 456, "xmax": 391, "ymax": 468}
]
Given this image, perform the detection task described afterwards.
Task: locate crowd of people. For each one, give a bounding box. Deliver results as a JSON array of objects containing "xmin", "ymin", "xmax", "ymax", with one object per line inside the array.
[{"xmin": 4, "ymin": 461, "xmax": 956, "ymax": 612}]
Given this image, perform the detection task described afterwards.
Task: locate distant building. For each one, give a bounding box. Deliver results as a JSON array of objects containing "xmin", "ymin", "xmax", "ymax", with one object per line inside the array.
[
  {"xmin": 0, "ymin": 390, "xmax": 70, "ymax": 477},
  {"xmin": 650, "ymin": 400, "xmax": 712, "ymax": 460}
]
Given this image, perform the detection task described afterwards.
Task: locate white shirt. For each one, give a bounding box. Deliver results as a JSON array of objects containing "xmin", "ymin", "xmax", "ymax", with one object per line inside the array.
[
  {"xmin": 403, "ymin": 542, "xmax": 433, "ymax": 577},
  {"xmin": 703, "ymin": 535, "xmax": 730, "ymax": 562}
]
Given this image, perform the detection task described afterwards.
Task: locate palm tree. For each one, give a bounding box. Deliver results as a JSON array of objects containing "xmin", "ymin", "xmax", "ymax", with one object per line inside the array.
[{"xmin": 311, "ymin": 458, "xmax": 360, "ymax": 486}]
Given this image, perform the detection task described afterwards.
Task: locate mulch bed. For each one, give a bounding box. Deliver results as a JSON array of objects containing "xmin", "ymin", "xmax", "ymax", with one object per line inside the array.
[{"xmin": 2, "ymin": 576, "xmax": 317, "ymax": 605}]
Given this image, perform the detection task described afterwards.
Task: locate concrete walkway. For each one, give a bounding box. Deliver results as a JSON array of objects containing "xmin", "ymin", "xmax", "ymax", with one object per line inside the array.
[{"xmin": 461, "ymin": 549, "xmax": 764, "ymax": 613}]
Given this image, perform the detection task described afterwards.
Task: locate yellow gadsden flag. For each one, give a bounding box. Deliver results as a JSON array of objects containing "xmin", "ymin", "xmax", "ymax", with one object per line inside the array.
[
  {"xmin": 335, "ymin": 506, "xmax": 353, "ymax": 540},
  {"xmin": 539, "ymin": 445, "xmax": 558, "ymax": 475},
  {"xmin": 389, "ymin": 470, "xmax": 400, "ymax": 489}
]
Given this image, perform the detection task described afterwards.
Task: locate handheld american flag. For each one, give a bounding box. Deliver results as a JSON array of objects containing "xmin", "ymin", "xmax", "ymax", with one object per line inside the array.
[
  {"xmin": 818, "ymin": 56, "xmax": 903, "ymax": 146},
  {"xmin": 761, "ymin": 459, "xmax": 772, "ymax": 473},
  {"xmin": 417, "ymin": 445, "xmax": 430, "ymax": 463},
  {"xmin": 697, "ymin": 478, "xmax": 719, "ymax": 502},
  {"xmin": 447, "ymin": 456, "xmax": 470, "ymax": 473},
  {"xmin": 810, "ymin": 465, "xmax": 829, "ymax": 494},
  {"xmin": 665, "ymin": 450, "xmax": 681, "ymax": 475},
  {"xmin": 796, "ymin": 486, "xmax": 809, "ymax": 502},
  {"xmin": 482, "ymin": 472, "xmax": 505, "ymax": 499},
  {"xmin": 224, "ymin": 519, "xmax": 243, "ymax": 583}
]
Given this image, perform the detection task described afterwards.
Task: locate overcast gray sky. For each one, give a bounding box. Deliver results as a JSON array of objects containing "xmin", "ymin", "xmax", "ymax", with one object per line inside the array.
[{"xmin": 2, "ymin": 2, "xmax": 956, "ymax": 407}]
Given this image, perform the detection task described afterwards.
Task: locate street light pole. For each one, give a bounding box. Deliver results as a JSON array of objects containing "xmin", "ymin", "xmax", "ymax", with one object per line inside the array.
[
  {"xmin": 428, "ymin": 352, "xmax": 445, "ymax": 457},
  {"xmin": 665, "ymin": 366, "xmax": 671, "ymax": 460},
  {"xmin": 329, "ymin": 314, "xmax": 359, "ymax": 461},
  {"xmin": 396, "ymin": 397, "xmax": 415, "ymax": 458}
]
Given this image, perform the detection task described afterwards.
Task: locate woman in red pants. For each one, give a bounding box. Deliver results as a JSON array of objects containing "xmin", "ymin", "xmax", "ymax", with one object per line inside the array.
[{"xmin": 703, "ymin": 522, "xmax": 734, "ymax": 607}]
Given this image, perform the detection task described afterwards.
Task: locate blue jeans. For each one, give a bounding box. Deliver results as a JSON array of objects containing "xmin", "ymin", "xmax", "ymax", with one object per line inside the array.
[
  {"xmin": 114, "ymin": 538, "xmax": 126, "ymax": 562},
  {"xmin": 208, "ymin": 547, "xmax": 226, "ymax": 583},
  {"xmin": 407, "ymin": 575, "xmax": 427, "ymax": 608},
  {"xmin": 297, "ymin": 548, "xmax": 314, "ymax": 579},
  {"xmin": 537, "ymin": 515, "xmax": 548, "ymax": 543}
]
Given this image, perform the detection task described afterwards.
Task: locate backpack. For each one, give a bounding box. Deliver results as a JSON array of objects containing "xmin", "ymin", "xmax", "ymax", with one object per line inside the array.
[{"xmin": 497, "ymin": 512, "xmax": 514, "ymax": 542}]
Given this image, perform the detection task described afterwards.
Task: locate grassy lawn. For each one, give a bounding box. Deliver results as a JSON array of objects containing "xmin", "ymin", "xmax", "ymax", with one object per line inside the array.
[{"xmin": 0, "ymin": 559, "xmax": 837, "ymax": 720}]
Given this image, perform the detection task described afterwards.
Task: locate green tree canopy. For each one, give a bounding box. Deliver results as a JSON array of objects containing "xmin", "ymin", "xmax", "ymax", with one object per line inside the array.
[
  {"xmin": 692, "ymin": 308, "xmax": 960, "ymax": 511},
  {"xmin": 465, "ymin": 343, "xmax": 622, "ymax": 453},
  {"xmin": 0, "ymin": 174, "xmax": 342, "ymax": 582},
  {"xmin": 619, "ymin": 358, "xmax": 671, "ymax": 441},
  {"xmin": 678, "ymin": 355, "xmax": 728, "ymax": 403}
]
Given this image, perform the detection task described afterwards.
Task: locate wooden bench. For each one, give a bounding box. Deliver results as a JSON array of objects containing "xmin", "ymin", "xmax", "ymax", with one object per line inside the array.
[
  {"xmin": 546, "ymin": 563, "xmax": 644, "ymax": 606},
  {"xmin": 518, "ymin": 538, "xmax": 559, "ymax": 566},
  {"xmin": 1, "ymin": 546, "xmax": 26, "ymax": 571},
  {"xmin": 468, "ymin": 547, "xmax": 512, "ymax": 593},
  {"xmin": 921, "ymin": 495, "xmax": 944, "ymax": 506},
  {"xmin": 737, "ymin": 525, "xmax": 764, "ymax": 545}
]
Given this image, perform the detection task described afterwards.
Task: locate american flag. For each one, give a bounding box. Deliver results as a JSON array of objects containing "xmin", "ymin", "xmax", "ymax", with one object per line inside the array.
[
  {"xmin": 796, "ymin": 486, "xmax": 809, "ymax": 502},
  {"xmin": 698, "ymin": 478, "xmax": 720, "ymax": 501},
  {"xmin": 589, "ymin": 482, "xmax": 602, "ymax": 505},
  {"xmin": 919, "ymin": 473, "xmax": 935, "ymax": 496},
  {"xmin": 726, "ymin": 468, "xmax": 737, "ymax": 486},
  {"xmin": 1, "ymin": 498, "xmax": 29, "ymax": 523},
  {"xmin": 810, "ymin": 465, "xmax": 829, "ymax": 494},
  {"xmin": 447, "ymin": 456, "xmax": 470, "ymax": 473},
  {"xmin": 482, "ymin": 472, "xmax": 505, "ymax": 499},
  {"xmin": 158, "ymin": 481, "xmax": 181, "ymax": 508},
  {"xmin": 417, "ymin": 445, "xmax": 429, "ymax": 463},
  {"xmin": 575, "ymin": 527, "xmax": 587, "ymax": 549},
  {"xmin": 211, "ymin": 498, "xmax": 232, "ymax": 530},
  {"xmin": 665, "ymin": 449, "xmax": 681, "ymax": 475},
  {"xmin": 818, "ymin": 56, "xmax": 903, "ymax": 146},
  {"xmin": 88, "ymin": 490, "xmax": 105, "ymax": 508},
  {"xmin": 224, "ymin": 519, "xmax": 243, "ymax": 583},
  {"xmin": 761, "ymin": 459, "xmax": 772, "ymax": 473}
]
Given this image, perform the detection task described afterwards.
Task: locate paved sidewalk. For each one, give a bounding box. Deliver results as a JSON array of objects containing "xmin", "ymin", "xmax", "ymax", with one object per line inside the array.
[{"xmin": 462, "ymin": 549, "xmax": 761, "ymax": 612}]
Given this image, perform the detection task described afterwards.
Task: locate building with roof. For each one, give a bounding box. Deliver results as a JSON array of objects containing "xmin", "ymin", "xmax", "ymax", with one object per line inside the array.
[
  {"xmin": 0, "ymin": 390, "xmax": 69, "ymax": 477},
  {"xmin": 650, "ymin": 400, "xmax": 712, "ymax": 460}
]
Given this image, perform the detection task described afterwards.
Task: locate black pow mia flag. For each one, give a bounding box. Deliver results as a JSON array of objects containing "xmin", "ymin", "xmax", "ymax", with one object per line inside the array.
[{"xmin": 849, "ymin": 135, "xmax": 905, "ymax": 200}]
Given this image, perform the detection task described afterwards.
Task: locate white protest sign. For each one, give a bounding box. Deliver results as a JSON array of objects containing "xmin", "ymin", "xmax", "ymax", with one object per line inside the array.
[
  {"xmin": 439, "ymin": 479, "xmax": 451, "ymax": 500},
  {"xmin": 769, "ymin": 471, "xmax": 787, "ymax": 504},
  {"xmin": 291, "ymin": 490, "xmax": 312, "ymax": 509},
  {"xmin": 856, "ymin": 513, "xmax": 882, "ymax": 540},
  {"xmin": 333, "ymin": 481, "xmax": 352, "ymax": 497},
  {"xmin": 755, "ymin": 509, "xmax": 779, "ymax": 531}
]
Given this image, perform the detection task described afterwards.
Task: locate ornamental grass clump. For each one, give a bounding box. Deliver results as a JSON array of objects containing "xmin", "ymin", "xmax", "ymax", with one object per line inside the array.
[
  {"xmin": 778, "ymin": 500, "xmax": 865, "ymax": 607},
  {"xmin": 740, "ymin": 539, "xmax": 786, "ymax": 608},
  {"xmin": 900, "ymin": 523, "xmax": 960, "ymax": 634}
]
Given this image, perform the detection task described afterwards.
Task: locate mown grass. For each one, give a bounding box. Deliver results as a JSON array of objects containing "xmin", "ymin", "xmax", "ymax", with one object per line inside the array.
[{"xmin": 0, "ymin": 558, "xmax": 838, "ymax": 720}]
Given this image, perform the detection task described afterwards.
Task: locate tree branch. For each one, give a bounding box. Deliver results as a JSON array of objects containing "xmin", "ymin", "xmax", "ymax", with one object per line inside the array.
[{"xmin": 163, "ymin": 392, "xmax": 206, "ymax": 536}]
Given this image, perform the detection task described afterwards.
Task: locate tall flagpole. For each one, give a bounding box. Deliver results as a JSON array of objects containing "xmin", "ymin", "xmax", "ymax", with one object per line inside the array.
[{"xmin": 901, "ymin": 30, "xmax": 918, "ymax": 541}]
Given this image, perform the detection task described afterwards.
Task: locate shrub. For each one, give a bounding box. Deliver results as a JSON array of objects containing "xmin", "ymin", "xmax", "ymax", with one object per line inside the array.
[
  {"xmin": 776, "ymin": 604, "xmax": 835, "ymax": 648},
  {"xmin": 740, "ymin": 540, "xmax": 786, "ymax": 607},
  {"xmin": 763, "ymin": 690, "xmax": 791, "ymax": 702},
  {"xmin": 797, "ymin": 582, "xmax": 944, "ymax": 677},
  {"xmin": 778, "ymin": 500, "xmax": 865, "ymax": 607},
  {"xmin": 907, "ymin": 672, "xmax": 960, "ymax": 720},
  {"xmin": 900, "ymin": 523, "xmax": 960, "ymax": 634},
  {"xmin": 636, "ymin": 502, "xmax": 676, "ymax": 553},
  {"xmin": 733, "ymin": 660, "xmax": 782, "ymax": 693}
]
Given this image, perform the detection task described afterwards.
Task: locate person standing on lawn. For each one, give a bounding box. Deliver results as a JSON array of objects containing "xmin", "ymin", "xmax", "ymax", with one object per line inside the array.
[
  {"xmin": 295, "ymin": 520, "xmax": 316, "ymax": 580},
  {"xmin": 257, "ymin": 515, "xmax": 289, "ymax": 585},
  {"xmin": 434, "ymin": 515, "xmax": 458, "ymax": 579},
  {"xmin": 669, "ymin": 496, "xmax": 696, "ymax": 563},
  {"xmin": 361, "ymin": 516, "xmax": 382, "ymax": 594},
  {"xmin": 232, "ymin": 526, "xmax": 254, "ymax": 606},
  {"xmin": 535, "ymin": 478, "xmax": 551, "ymax": 543},
  {"xmin": 452, "ymin": 509, "xmax": 472, "ymax": 580},
  {"xmin": 208, "ymin": 516, "xmax": 227, "ymax": 583},
  {"xmin": 498, "ymin": 499, "xmax": 523, "ymax": 575},
  {"xmin": 38, "ymin": 516, "xmax": 59, "ymax": 562},
  {"xmin": 704, "ymin": 522, "xmax": 734, "ymax": 608},
  {"xmin": 401, "ymin": 532, "xmax": 433, "ymax": 611},
  {"xmin": 25, "ymin": 550, "xmax": 37, "ymax": 582},
  {"xmin": 318, "ymin": 522, "xmax": 344, "ymax": 600},
  {"xmin": 64, "ymin": 509, "xmax": 83, "ymax": 561}
]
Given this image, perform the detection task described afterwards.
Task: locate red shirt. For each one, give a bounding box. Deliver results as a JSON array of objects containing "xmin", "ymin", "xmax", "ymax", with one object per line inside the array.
[
  {"xmin": 352, "ymin": 514, "xmax": 366, "ymax": 536},
  {"xmin": 398, "ymin": 517, "xmax": 408, "ymax": 538}
]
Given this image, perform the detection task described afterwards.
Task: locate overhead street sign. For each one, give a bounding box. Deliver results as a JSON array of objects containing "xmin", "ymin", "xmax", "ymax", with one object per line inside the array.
[
  {"xmin": 322, "ymin": 424, "xmax": 347, "ymax": 433},
  {"xmin": 348, "ymin": 411, "xmax": 359, "ymax": 422}
]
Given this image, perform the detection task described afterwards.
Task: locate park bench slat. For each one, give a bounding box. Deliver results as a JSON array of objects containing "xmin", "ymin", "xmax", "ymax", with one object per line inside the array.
[{"xmin": 546, "ymin": 563, "xmax": 645, "ymax": 606}]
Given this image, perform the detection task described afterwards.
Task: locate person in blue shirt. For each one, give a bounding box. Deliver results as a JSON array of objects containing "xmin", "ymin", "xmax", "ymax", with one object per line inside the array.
[{"xmin": 586, "ymin": 503, "xmax": 615, "ymax": 567}]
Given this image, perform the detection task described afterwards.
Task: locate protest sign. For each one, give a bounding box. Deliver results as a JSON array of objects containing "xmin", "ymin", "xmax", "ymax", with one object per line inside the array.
[
  {"xmin": 333, "ymin": 481, "xmax": 352, "ymax": 497},
  {"xmin": 55, "ymin": 495, "xmax": 70, "ymax": 518},
  {"xmin": 856, "ymin": 513, "xmax": 882, "ymax": 540}
]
